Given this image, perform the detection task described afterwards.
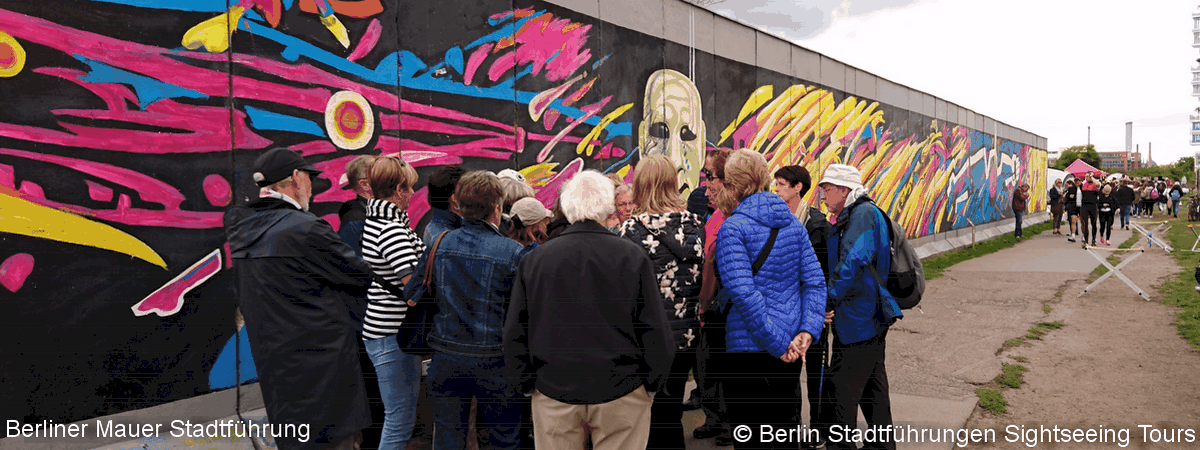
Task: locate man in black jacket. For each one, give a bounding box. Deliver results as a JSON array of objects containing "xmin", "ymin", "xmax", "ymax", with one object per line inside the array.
[
  {"xmin": 225, "ymin": 148, "xmax": 373, "ymax": 450},
  {"xmin": 505, "ymin": 170, "xmax": 674, "ymax": 450},
  {"xmin": 1115, "ymin": 179, "xmax": 1135, "ymax": 230}
]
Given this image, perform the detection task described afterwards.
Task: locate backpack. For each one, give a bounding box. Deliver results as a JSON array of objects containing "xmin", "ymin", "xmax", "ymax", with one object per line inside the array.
[
  {"xmin": 1171, "ymin": 189, "xmax": 1181, "ymax": 201},
  {"xmin": 849, "ymin": 201, "xmax": 925, "ymax": 310}
]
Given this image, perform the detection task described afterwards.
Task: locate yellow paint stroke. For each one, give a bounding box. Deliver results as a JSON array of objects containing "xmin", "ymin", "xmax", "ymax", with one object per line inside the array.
[
  {"xmin": 718, "ymin": 85, "xmax": 773, "ymax": 146},
  {"xmin": 616, "ymin": 165, "xmax": 631, "ymax": 179},
  {"xmin": 0, "ymin": 31, "xmax": 27, "ymax": 78},
  {"xmin": 320, "ymin": 14, "xmax": 351, "ymax": 49},
  {"xmin": 0, "ymin": 191, "xmax": 166, "ymax": 268},
  {"xmin": 182, "ymin": 6, "xmax": 246, "ymax": 53},
  {"xmin": 519, "ymin": 162, "xmax": 560, "ymax": 187},
  {"xmin": 577, "ymin": 103, "xmax": 634, "ymax": 156}
]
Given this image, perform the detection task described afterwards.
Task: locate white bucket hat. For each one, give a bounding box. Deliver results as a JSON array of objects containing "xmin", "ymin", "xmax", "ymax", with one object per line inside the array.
[
  {"xmin": 819, "ymin": 164, "xmax": 863, "ymax": 190},
  {"xmin": 510, "ymin": 197, "xmax": 551, "ymax": 228}
]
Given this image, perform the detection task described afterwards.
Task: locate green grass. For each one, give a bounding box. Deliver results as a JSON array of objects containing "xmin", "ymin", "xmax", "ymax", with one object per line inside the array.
[
  {"xmin": 996, "ymin": 364, "xmax": 1028, "ymax": 388},
  {"xmin": 924, "ymin": 222, "xmax": 1053, "ymax": 279},
  {"xmin": 1023, "ymin": 321, "xmax": 1064, "ymax": 340},
  {"xmin": 1004, "ymin": 339, "xmax": 1023, "ymax": 347},
  {"xmin": 976, "ymin": 388, "xmax": 1008, "ymax": 414},
  {"xmin": 1043, "ymin": 304, "xmax": 1052, "ymax": 314},
  {"xmin": 1153, "ymin": 208, "xmax": 1200, "ymax": 351},
  {"xmin": 1010, "ymin": 355, "xmax": 1029, "ymax": 363}
]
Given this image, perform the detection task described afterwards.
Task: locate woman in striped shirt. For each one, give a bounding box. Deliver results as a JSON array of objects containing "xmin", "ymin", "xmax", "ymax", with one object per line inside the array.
[{"xmin": 361, "ymin": 156, "xmax": 423, "ymax": 450}]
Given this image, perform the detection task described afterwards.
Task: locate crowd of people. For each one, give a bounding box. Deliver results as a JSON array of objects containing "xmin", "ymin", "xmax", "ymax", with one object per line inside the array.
[
  {"xmin": 225, "ymin": 147, "xmax": 904, "ymax": 450},
  {"xmin": 1045, "ymin": 172, "xmax": 1185, "ymax": 249}
]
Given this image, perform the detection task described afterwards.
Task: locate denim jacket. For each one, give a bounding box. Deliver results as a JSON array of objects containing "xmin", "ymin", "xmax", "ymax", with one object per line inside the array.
[{"xmin": 410, "ymin": 218, "xmax": 526, "ymax": 357}]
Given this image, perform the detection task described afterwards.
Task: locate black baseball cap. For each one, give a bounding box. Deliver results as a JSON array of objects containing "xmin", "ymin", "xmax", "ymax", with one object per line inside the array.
[{"xmin": 252, "ymin": 148, "xmax": 321, "ymax": 187}]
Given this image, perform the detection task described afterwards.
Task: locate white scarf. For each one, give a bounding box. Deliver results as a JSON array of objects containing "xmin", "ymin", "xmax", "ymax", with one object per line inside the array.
[
  {"xmin": 262, "ymin": 188, "xmax": 306, "ymax": 211},
  {"xmin": 845, "ymin": 185, "xmax": 869, "ymax": 210}
]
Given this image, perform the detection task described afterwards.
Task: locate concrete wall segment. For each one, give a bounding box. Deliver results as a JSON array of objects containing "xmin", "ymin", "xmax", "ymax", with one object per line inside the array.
[
  {"xmin": 599, "ymin": 0, "xmax": 665, "ymax": 37},
  {"xmin": 713, "ymin": 13, "xmax": 756, "ymax": 65},
  {"xmin": 755, "ymin": 31, "xmax": 791, "ymax": 75}
]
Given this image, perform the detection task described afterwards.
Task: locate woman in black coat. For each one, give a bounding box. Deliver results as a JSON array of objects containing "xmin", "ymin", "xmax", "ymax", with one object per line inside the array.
[{"xmin": 1048, "ymin": 179, "xmax": 1063, "ymax": 235}]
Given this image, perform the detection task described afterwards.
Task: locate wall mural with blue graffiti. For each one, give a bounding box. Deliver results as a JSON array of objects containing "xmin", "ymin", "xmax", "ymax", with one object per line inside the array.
[{"xmin": 0, "ymin": 0, "xmax": 1045, "ymax": 423}]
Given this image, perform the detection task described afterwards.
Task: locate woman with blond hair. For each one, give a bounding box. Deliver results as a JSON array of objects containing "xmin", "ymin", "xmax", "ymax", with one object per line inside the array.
[
  {"xmin": 616, "ymin": 155, "xmax": 704, "ymax": 449},
  {"xmin": 711, "ymin": 149, "xmax": 826, "ymax": 450},
  {"xmin": 360, "ymin": 156, "xmax": 424, "ymax": 450}
]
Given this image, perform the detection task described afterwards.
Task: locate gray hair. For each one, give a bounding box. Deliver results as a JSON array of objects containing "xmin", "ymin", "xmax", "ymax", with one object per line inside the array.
[{"xmin": 560, "ymin": 171, "xmax": 615, "ymax": 224}]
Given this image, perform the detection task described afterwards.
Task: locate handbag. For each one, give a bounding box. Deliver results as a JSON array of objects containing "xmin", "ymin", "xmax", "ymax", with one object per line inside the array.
[{"xmin": 395, "ymin": 231, "xmax": 449, "ymax": 356}]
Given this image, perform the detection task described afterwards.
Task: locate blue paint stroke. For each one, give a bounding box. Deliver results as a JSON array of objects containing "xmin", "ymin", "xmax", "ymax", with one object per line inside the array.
[
  {"xmin": 244, "ymin": 106, "xmax": 325, "ymax": 136},
  {"xmin": 86, "ymin": 0, "xmax": 228, "ymax": 12},
  {"xmin": 75, "ymin": 55, "xmax": 207, "ymax": 109},
  {"xmin": 469, "ymin": 10, "xmax": 547, "ymax": 50},
  {"xmin": 209, "ymin": 327, "xmax": 258, "ymax": 390}
]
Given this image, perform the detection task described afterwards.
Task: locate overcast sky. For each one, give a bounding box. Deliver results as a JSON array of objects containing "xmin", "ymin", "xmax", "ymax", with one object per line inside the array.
[{"xmin": 710, "ymin": 0, "xmax": 1200, "ymax": 165}]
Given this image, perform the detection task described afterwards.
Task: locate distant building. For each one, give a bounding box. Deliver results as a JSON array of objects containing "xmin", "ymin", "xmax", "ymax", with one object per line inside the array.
[
  {"xmin": 1047, "ymin": 149, "xmax": 1062, "ymax": 166},
  {"xmin": 1098, "ymin": 151, "xmax": 1142, "ymax": 171},
  {"xmin": 1192, "ymin": 8, "xmax": 1200, "ymax": 145}
]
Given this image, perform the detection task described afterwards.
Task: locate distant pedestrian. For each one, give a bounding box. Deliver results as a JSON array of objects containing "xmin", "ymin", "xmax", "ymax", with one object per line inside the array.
[
  {"xmin": 692, "ymin": 149, "xmax": 734, "ymax": 446},
  {"xmin": 1012, "ymin": 183, "xmax": 1029, "ymax": 240},
  {"xmin": 1063, "ymin": 178, "xmax": 1079, "ymax": 242},
  {"xmin": 1098, "ymin": 185, "xmax": 1116, "ymax": 246},
  {"xmin": 1142, "ymin": 183, "xmax": 1156, "ymax": 218},
  {"xmin": 1048, "ymin": 179, "xmax": 1063, "ymax": 235},
  {"xmin": 1078, "ymin": 172, "xmax": 1100, "ymax": 248},
  {"xmin": 506, "ymin": 171, "xmax": 675, "ymax": 450},
  {"xmin": 819, "ymin": 163, "xmax": 899, "ymax": 450},
  {"xmin": 1115, "ymin": 180, "xmax": 1134, "ymax": 230},
  {"xmin": 1171, "ymin": 182, "xmax": 1184, "ymax": 218}
]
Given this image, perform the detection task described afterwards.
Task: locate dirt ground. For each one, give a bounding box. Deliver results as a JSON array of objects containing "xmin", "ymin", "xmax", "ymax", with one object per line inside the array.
[{"xmin": 964, "ymin": 239, "xmax": 1200, "ymax": 449}]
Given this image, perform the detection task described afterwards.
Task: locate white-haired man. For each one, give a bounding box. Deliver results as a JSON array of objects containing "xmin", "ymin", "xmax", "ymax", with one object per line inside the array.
[{"xmin": 504, "ymin": 170, "xmax": 674, "ymax": 450}]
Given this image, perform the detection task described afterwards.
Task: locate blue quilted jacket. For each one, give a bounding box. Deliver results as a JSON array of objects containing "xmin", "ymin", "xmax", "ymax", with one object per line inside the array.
[{"xmin": 715, "ymin": 192, "xmax": 827, "ymax": 357}]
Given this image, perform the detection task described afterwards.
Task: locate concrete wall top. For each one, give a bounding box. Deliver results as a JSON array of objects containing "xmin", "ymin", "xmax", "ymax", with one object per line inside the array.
[
  {"xmin": 756, "ymin": 31, "xmax": 791, "ymax": 75},
  {"xmin": 792, "ymin": 45, "xmax": 820, "ymax": 83},
  {"xmin": 600, "ymin": 0, "xmax": 665, "ymax": 38},
  {"xmin": 580, "ymin": 0, "xmax": 1048, "ymax": 149},
  {"xmin": 820, "ymin": 56, "xmax": 847, "ymax": 91}
]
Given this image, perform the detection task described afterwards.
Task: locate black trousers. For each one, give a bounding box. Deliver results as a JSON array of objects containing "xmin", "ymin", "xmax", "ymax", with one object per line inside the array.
[
  {"xmin": 647, "ymin": 347, "xmax": 696, "ymax": 450},
  {"xmin": 827, "ymin": 329, "xmax": 895, "ymax": 450},
  {"xmin": 695, "ymin": 320, "xmax": 729, "ymax": 434},
  {"xmin": 1079, "ymin": 204, "xmax": 1098, "ymax": 243},
  {"xmin": 1099, "ymin": 211, "xmax": 1115, "ymax": 241},
  {"xmin": 710, "ymin": 351, "xmax": 803, "ymax": 450}
]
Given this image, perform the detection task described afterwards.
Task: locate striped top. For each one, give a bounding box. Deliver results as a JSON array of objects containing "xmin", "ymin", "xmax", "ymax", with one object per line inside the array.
[{"xmin": 361, "ymin": 198, "xmax": 424, "ymax": 340}]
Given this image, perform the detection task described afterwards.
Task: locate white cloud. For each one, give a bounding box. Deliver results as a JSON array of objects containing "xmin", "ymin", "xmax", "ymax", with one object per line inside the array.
[{"xmin": 722, "ymin": 0, "xmax": 1200, "ymax": 164}]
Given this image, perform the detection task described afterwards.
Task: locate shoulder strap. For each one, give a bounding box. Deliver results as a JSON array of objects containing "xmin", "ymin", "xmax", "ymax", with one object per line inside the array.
[
  {"xmin": 752, "ymin": 227, "xmax": 780, "ymax": 276},
  {"xmin": 423, "ymin": 231, "xmax": 450, "ymax": 289}
]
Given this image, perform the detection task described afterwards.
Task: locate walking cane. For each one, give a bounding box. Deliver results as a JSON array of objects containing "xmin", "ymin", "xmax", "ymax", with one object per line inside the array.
[{"xmin": 816, "ymin": 322, "xmax": 832, "ymax": 438}]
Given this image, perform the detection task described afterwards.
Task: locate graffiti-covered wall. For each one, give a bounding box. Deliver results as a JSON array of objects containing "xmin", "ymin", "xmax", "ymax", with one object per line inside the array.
[{"xmin": 1, "ymin": 0, "xmax": 1045, "ymax": 423}]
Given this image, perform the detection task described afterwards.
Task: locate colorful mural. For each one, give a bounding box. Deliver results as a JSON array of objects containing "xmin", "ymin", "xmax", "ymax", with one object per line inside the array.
[{"xmin": 0, "ymin": 0, "xmax": 1044, "ymax": 424}]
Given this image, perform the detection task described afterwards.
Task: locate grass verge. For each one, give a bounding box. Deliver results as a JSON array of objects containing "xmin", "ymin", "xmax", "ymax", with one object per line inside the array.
[
  {"xmin": 976, "ymin": 388, "xmax": 1007, "ymax": 414},
  {"xmin": 1154, "ymin": 209, "xmax": 1200, "ymax": 351},
  {"xmin": 975, "ymin": 363, "xmax": 1029, "ymax": 415},
  {"xmin": 924, "ymin": 222, "xmax": 1053, "ymax": 279}
]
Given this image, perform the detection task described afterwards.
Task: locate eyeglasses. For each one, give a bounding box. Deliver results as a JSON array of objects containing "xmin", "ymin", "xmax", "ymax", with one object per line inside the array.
[{"xmin": 701, "ymin": 169, "xmax": 723, "ymax": 181}]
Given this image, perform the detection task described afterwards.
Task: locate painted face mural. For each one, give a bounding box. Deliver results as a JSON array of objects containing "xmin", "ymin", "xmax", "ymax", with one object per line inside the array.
[{"xmin": 639, "ymin": 69, "xmax": 706, "ymax": 197}]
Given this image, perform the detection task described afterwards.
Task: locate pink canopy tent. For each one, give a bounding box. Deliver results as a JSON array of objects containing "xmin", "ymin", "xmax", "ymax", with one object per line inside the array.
[{"xmin": 1063, "ymin": 159, "xmax": 1107, "ymax": 178}]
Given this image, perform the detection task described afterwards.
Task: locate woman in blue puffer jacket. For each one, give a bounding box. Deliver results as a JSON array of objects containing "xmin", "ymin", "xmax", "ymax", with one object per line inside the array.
[{"xmin": 712, "ymin": 149, "xmax": 827, "ymax": 450}]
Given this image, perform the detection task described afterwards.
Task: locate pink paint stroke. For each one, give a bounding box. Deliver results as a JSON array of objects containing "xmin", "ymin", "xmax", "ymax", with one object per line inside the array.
[
  {"xmin": 19, "ymin": 181, "xmax": 43, "ymax": 198},
  {"xmin": 533, "ymin": 158, "xmax": 583, "ymax": 209},
  {"xmin": 48, "ymin": 100, "xmax": 271, "ymax": 152},
  {"xmin": 464, "ymin": 43, "xmax": 494, "ymax": 86},
  {"xmin": 131, "ymin": 249, "xmax": 221, "ymax": 317},
  {"xmin": 0, "ymin": 164, "xmax": 13, "ymax": 189},
  {"xmin": 486, "ymin": 14, "xmax": 592, "ymax": 83},
  {"xmin": 203, "ymin": 174, "xmax": 231, "ymax": 207},
  {"xmin": 0, "ymin": 253, "xmax": 34, "ymax": 293},
  {"xmin": 291, "ymin": 140, "xmax": 338, "ymax": 156},
  {"xmin": 399, "ymin": 99, "xmax": 513, "ymax": 132},
  {"xmin": 322, "ymin": 213, "xmax": 341, "ymax": 232},
  {"xmin": 347, "ymin": 19, "xmax": 381, "ymax": 62},
  {"xmin": 85, "ymin": 180, "xmax": 114, "ymax": 202},
  {"xmin": 406, "ymin": 187, "xmax": 429, "ymax": 226}
]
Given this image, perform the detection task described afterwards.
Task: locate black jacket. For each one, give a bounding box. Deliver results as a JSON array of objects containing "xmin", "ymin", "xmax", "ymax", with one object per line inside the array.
[
  {"xmin": 225, "ymin": 198, "xmax": 372, "ymax": 450},
  {"xmin": 804, "ymin": 206, "xmax": 833, "ymax": 277},
  {"xmin": 618, "ymin": 212, "xmax": 705, "ymax": 350},
  {"xmin": 1048, "ymin": 187, "xmax": 1061, "ymax": 207},
  {"xmin": 1098, "ymin": 194, "xmax": 1117, "ymax": 214},
  {"xmin": 1115, "ymin": 186, "xmax": 1135, "ymax": 206},
  {"xmin": 505, "ymin": 220, "xmax": 675, "ymax": 404}
]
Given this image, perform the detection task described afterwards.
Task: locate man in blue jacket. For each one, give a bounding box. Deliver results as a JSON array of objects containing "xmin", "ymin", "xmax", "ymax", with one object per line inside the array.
[{"xmin": 819, "ymin": 164, "xmax": 897, "ymax": 450}]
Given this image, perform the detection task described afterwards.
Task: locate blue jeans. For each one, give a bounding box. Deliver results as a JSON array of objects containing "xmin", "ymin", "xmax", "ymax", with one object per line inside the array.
[
  {"xmin": 426, "ymin": 352, "xmax": 522, "ymax": 450},
  {"xmin": 364, "ymin": 337, "xmax": 422, "ymax": 450},
  {"xmin": 1120, "ymin": 205, "xmax": 1131, "ymax": 228},
  {"xmin": 1013, "ymin": 210, "xmax": 1024, "ymax": 237},
  {"xmin": 1173, "ymin": 201, "xmax": 1180, "ymax": 217}
]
